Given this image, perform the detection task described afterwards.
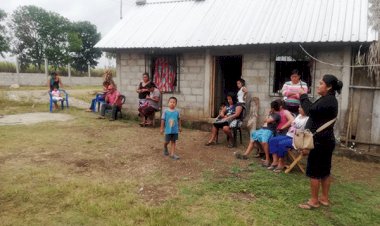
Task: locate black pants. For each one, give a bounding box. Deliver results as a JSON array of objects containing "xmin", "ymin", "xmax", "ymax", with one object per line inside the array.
[{"xmin": 100, "ymin": 103, "xmax": 118, "ymax": 119}]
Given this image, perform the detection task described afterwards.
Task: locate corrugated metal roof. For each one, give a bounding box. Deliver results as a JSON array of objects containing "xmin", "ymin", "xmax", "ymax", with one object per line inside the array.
[{"xmin": 95, "ymin": 0, "xmax": 378, "ymax": 49}]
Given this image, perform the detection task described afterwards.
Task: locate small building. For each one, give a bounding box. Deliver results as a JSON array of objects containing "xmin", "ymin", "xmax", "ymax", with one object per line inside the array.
[{"xmin": 96, "ymin": 0, "xmax": 379, "ymax": 154}]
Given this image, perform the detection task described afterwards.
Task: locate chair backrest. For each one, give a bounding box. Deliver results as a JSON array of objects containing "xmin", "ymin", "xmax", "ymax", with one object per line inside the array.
[{"xmin": 119, "ymin": 95, "xmax": 126, "ymax": 104}]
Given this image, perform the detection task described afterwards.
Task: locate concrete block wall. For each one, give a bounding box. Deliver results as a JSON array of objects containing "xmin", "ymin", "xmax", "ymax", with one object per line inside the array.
[
  {"xmin": 0, "ymin": 72, "xmax": 102, "ymax": 87},
  {"xmin": 119, "ymin": 52, "xmax": 207, "ymax": 120}
]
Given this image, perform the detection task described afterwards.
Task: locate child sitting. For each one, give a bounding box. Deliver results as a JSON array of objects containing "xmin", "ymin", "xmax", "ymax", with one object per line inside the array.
[
  {"xmin": 51, "ymin": 88, "xmax": 63, "ymax": 110},
  {"xmin": 235, "ymin": 100, "xmax": 281, "ymax": 166}
]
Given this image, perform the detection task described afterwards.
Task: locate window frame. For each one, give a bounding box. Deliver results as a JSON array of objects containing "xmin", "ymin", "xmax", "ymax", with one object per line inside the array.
[
  {"xmin": 268, "ymin": 45, "xmax": 316, "ymax": 98},
  {"xmin": 145, "ymin": 54, "xmax": 181, "ymax": 94}
]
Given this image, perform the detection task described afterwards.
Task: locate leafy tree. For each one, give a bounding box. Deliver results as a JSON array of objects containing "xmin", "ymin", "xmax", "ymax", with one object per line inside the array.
[
  {"xmin": 0, "ymin": 9, "xmax": 10, "ymax": 57},
  {"xmin": 70, "ymin": 21, "xmax": 102, "ymax": 72},
  {"xmin": 9, "ymin": 5, "xmax": 70, "ymax": 70}
]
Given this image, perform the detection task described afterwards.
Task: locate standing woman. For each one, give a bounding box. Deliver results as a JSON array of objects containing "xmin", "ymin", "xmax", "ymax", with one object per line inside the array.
[
  {"xmin": 281, "ymin": 69, "xmax": 308, "ymax": 115},
  {"xmin": 298, "ymin": 74, "xmax": 343, "ymax": 210},
  {"xmin": 136, "ymin": 72, "xmax": 152, "ymax": 107},
  {"xmin": 48, "ymin": 72, "xmax": 63, "ymax": 91},
  {"xmin": 236, "ymin": 79, "xmax": 248, "ymax": 106}
]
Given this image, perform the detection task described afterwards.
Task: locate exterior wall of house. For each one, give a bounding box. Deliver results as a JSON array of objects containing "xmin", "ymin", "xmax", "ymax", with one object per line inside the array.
[{"xmin": 118, "ymin": 46, "xmax": 348, "ymax": 135}]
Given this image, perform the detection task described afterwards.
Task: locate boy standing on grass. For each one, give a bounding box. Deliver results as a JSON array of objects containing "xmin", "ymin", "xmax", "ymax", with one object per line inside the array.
[{"xmin": 160, "ymin": 97, "xmax": 181, "ymax": 160}]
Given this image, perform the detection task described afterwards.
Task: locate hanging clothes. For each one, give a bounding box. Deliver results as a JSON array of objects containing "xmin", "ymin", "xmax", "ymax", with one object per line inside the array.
[{"xmin": 153, "ymin": 57, "xmax": 176, "ymax": 92}]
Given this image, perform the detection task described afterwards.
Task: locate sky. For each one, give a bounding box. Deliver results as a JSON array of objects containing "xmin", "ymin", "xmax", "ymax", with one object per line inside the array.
[{"xmin": 0, "ymin": 0, "xmax": 135, "ymax": 67}]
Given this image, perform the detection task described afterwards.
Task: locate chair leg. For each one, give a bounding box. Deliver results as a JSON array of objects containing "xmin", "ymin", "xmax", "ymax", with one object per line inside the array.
[
  {"xmin": 285, "ymin": 151, "xmax": 304, "ymax": 174},
  {"xmin": 232, "ymin": 128, "xmax": 237, "ymax": 147},
  {"xmin": 239, "ymin": 128, "xmax": 242, "ymax": 144}
]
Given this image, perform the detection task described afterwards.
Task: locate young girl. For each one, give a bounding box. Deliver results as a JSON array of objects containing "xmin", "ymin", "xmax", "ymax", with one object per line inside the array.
[
  {"xmin": 160, "ymin": 97, "xmax": 181, "ymax": 160},
  {"xmin": 236, "ymin": 79, "xmax": 248, "ymax": 106},
  {"xmin": 51, "ymin": 87, "xmax": 63, "ymax": 110}
]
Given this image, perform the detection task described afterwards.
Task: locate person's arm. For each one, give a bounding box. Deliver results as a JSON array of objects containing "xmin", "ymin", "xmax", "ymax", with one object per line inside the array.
[
  {"xmin": 160, "ymin": 111, "xmax": 165, "ymax": 134},
  {"xmin": 299, "ymin": 88, "xmax": 312, "ymax": 115},
  {"xmin": 225, "ymin": 105, "xmax": 242, "ymax": 121},
  {"xmin": 281, "ymin": 83, "xmax": 288, "ymax": 96},
  {"xmin": 58, "ymin": 77, "xmax": 63, "ymax": 88},
  {"xmin": 178, "ymin": 112, "xmax": 182, "ymax": 132},
  {"xmin": 242, "ymin": 86, "xmax": 248, "ymax": 101}
]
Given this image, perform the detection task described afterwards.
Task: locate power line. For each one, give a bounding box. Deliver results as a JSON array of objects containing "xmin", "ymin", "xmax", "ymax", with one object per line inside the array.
[{"xmin": 299, "ymin": 44, "xmax": 380, "ymax": 68}]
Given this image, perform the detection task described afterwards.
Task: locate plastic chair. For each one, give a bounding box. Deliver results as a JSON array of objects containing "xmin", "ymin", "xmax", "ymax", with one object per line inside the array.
[
  {"xmin": 104, "ymin": 95, "xmax": 126, "ymax": 119},
  {"xmin": 216, "ymin": 105, "xmax": 246, "ymax": 147},
  {"xmin": 94, "ymin": 93, "xmax": 106, "ymax": 112},
  {"xmin": 49, "ymin": 89, "xmax": 69, "ymax": 112}
]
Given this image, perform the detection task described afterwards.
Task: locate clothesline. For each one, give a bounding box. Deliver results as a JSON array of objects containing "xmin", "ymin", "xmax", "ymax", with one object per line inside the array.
[{"xmin": 298, "ymin": 44, "xmax": 380, "ymax": 68}]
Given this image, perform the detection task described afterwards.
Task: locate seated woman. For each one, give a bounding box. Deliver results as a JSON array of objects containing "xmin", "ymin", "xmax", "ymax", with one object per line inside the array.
[
  {"xmin": 205, "ymin": 93, "xmax": 243, "ymax": 148},
  {"xmin": 235, "ymin": 100, "xmax": 281, "ymax": 166},
  {"xmin": 138, "ymin": 83, "xmax": 161, "ymax": 126},
  {"xmin": 97, "ymin": 84, "xmax": 122, "ymax": 121},
  {"xmin": 86, "ymin": 81, "xmax": 110, "ymax": 112},
  {"xmin": 276, "ymin": 99, "xmax": 295, "ymax": 136},
  {"xmin": 268, "ymin": 107, "xmax": 309, "ymax": 172}
]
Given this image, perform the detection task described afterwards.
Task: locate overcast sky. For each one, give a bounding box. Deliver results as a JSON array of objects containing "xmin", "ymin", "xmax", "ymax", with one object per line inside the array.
[{"xmin": 1, "ymin": 0, "xmax": 136, "ymax": 66}]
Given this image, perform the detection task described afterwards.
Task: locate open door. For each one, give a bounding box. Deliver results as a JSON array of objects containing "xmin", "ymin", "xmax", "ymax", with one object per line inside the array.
[{"xmin": 211, "ymin": 55, "xmax": 242, "ymax": 117}]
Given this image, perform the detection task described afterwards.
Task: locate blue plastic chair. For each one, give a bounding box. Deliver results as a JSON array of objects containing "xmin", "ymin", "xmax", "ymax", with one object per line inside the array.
[
  {"xmin": 49, "ymin": 89, "xmax": 69, "ymax": 112},
  {"xmin": 94, "ymin": 93, "xmax": 106, "ymax": 112}
]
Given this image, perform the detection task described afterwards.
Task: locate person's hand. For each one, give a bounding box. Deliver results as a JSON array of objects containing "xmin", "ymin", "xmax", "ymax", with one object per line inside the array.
[
  {"xmin": 299, "ymin": 87, "xmax": 305, "ymax": 95},
  {"xmin": 300, "ymin": 149, "xmax": 309, "ymax": 156},
  {"xmin": 160, "ymin": 128, "xmax": 164, "ymax": 134}
]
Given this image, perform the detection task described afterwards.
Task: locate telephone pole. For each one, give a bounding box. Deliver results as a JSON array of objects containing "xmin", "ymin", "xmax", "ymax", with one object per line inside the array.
[{"xmin": 120, "ymin": 0, "xmax": 123, "ymax": 19}]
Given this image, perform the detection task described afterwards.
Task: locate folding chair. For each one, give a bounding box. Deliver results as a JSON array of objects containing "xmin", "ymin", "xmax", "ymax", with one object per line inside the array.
[
  {"xmin": 49, "ymin": 89, "xmax": 69, "ymax": 112},
  {"xmin": 285, "ymin": 148, "xmax": 305, "ymax": 174}
]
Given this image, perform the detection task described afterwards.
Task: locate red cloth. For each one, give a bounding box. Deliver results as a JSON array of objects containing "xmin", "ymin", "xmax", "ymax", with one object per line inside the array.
[{"xmin": 105, "ymin": 90, "xmax": 121, "ymax": 107}]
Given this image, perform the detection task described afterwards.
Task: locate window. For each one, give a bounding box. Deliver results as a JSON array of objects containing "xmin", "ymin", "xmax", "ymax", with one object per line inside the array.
[
  {"xmin": 269, "ymin": 46, "xmax": 314, "ymax": 96},
  {"xmin": 146, "ymin": 55, "xmax": 180, "ymax": 93}
]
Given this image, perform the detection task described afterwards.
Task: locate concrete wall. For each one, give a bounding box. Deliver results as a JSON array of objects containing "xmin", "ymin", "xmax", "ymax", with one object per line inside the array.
[
  {"xmin": 0, "ymin": 72, "xmax": 103, "ymax": 87},
  {"xmin": 117, "ymin": 46, "xmax": 349, "ymax": 130}
]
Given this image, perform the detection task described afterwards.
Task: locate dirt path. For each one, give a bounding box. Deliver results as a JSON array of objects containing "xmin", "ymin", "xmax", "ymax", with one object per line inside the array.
[{"xmin": 3, "ymin": 89, "xmax": 90, "ymax": 109}]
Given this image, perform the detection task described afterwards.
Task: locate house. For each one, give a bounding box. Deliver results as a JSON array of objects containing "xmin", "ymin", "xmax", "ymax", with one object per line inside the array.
[{"xmin": 96, "ymin": 0, "xmax": 379, "ymax": 153}]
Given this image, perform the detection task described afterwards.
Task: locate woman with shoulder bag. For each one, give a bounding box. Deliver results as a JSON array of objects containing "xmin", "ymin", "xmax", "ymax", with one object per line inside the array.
[{"xmin": 298, "ymin": 74, "xmax": 343, "ymax": 210}]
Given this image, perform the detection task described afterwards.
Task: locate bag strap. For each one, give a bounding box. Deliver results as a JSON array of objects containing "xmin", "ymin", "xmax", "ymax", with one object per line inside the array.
[{"xmin": 315, "ymin": 118, "xmax": 336, "ymax": 134}]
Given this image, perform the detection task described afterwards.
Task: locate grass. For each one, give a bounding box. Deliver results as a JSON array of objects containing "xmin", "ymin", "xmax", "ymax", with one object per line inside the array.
[{"xmin": 0, "ymin": 93, "xmax": 379, "ymax": 225}]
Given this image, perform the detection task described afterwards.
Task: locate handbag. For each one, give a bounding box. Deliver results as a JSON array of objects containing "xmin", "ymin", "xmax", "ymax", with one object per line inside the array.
[{"xmin": 292, "ymin": 118, "xmax": 336, "ymax": 150}]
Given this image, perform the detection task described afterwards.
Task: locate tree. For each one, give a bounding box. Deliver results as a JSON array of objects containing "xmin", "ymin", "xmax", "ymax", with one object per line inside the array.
[
  {"xmin": 9, "ymin": 5, "xmax": 70, "ymax": 69},
  {"xmin": 0, "ymin": 9, "xmax": 10, "ymax": 57},
  {"xmin": 70, "ymin": 21, "xmax": 102, "ymax": 72},
  {"xmin": 367, "ymin": 0, "xmax": 380, "ymax": 82}
]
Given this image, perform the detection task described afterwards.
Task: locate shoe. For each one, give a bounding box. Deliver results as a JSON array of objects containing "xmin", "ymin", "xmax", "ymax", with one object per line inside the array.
[
  {"xmin": 319, "ymin": 199, "xmax": 330, "ymax": 207},
  {"xmin": 163, "ymin": 147, "xmax": 169, "ymax": 156},
  {"xmin": 109, "ymin": 118, "xmax": 115, "ymax": 121},
  {"xmin": 299, "ymin": 201, "xmax": 320, "ymax": 210},
  {"xmin": 267, "ymin": 165, "xmax": 278, "ymax": 170},
  {"xmin": 139, "ymin": 122, "xmax": 145, "ymax": 127},
  {"xmin": 227, "ymin": 143, "xmax": 234, "ymax": 148},
  {"xmin": 85, "ymin": 109, "xmax": 92, "ymax": 112},
  {"xmin": 170, "ymin": 154, "xmax": 180, "ymax": 160},
  {"xmin": 273, "ymin": 166, "xmax": 285, "ymax": 173},
  {"xmin": 235, "ymin": 153, "xmax": 248, "ymax": 160},
  {"xmin": 97, "ymin": 116, "xmax": 105, "ymax": 119},
  {"xmin": 261, "ymin": 161, "xmax": 270, "ymax": 167},
  {"xmin": 205, "ymin": 141, "xmax": 216, "ymax": 146}
]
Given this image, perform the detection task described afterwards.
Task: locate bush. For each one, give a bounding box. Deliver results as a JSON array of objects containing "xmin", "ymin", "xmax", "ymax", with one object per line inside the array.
[{"xmin": 0, "ymin": 62, "xmax": 17, "ymax": 72}]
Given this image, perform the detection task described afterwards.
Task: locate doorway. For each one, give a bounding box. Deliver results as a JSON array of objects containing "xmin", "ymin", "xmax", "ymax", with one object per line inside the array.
[{"xmin": 212, "ymin": 55, "xmax": 242, "ymax": 117}]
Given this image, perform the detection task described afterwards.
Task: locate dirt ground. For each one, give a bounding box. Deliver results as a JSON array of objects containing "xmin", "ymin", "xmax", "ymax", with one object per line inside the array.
[{"xmin": 1, "ymin": 88, "xmax": 379, "ymax": 206}]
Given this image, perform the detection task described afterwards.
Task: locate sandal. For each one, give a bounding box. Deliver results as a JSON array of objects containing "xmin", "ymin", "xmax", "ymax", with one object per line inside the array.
[
  {"xmin": 267, "ymin": 165, "xmax": 278, "ymax": 170},
  {"xmin": 261, "ymin": 161, "xmax": 270, "ymax": 167},
  {"xmin": 235, "ymin": 153, "xmax": 248, "ymax": 160},
  {"xmin": 227, "ymin": 143, "xmax": 234, "ymax": 148},
  {"xmin": 299, "ymin": 201, "xmax": 320, "ymax": 210},
  {"xmin": 205, "ymin": 141, "xmax": 216, "ymax": 146},
  {"xmin": 273, "ymin": 166, "xmax": 285, "ymax": 173},
  {"xmin": 319, "ymin": 199, "xmax": 330, "ymax": 207}
]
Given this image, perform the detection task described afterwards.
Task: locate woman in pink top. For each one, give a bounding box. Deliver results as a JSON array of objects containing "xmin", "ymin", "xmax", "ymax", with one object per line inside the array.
[{"xmin": 281, "ymin": 69, "xmax": 308, "ymax": 114}]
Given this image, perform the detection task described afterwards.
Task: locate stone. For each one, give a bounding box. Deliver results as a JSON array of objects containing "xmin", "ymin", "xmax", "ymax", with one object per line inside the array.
[{"xmin": 9, "ymin": 84, "xmax": 20, "ymax": 89}]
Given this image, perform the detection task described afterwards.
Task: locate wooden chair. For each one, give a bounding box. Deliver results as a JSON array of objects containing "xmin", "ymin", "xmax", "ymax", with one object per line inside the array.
[{"xmin": 285, "ymin": 148, "xmax": 305, "ymax": 174}]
